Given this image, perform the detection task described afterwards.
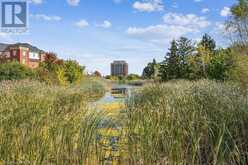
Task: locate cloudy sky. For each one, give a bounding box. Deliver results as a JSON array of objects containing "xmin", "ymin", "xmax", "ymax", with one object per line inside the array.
[{"xmin": 0, "ymin": 0, "xmax": 236, "ymax": 75}]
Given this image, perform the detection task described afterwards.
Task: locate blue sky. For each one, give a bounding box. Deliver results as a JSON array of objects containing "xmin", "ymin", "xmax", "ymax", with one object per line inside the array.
[{"xmin": 0, "ymin": 0, "xmax": 236, "ymax": 75}]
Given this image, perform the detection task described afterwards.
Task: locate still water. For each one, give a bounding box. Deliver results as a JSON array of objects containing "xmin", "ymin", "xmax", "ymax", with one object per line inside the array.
[
  {"xmin": 94, "ymin": 84, "xmax": 137, "ymax": 164},
  {"xmin": 96, "ymin": 84, "xmax": 134, "ymax": 104}
]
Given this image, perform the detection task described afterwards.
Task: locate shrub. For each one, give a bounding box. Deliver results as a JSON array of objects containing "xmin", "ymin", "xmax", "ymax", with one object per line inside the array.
[
  {"xmin": 38, "ymin": 53, "xmax": 85, "ymax": 85},
  {"xmin": 0, "ymin": 61, "xmax": 36, "ymax": 81},
  {"xmin": 64, "ymin": 60, "xmax": 85, "ymax": 84},
  {"xmin": 225, "ymin": 45, "xmax": 248, "ymax": 88},
  {"xmin": 127, "ymin": 74, "xmax": 140, "ymax": 80}
]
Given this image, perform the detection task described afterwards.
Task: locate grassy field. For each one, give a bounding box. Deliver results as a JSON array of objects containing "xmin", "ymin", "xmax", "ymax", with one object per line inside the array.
[{"xmin": 0, "ymin": 79, "xmax": 248, "ymax": 164}]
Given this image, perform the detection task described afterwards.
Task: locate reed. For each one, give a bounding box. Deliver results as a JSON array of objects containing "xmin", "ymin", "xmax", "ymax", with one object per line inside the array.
[
  {"xmin": 0, "ymin": 79, "xmax": 105, "ymax": 165},
  {"xmin": 126, "ymin": 80, "xmax": 248, "ymax": 164}
]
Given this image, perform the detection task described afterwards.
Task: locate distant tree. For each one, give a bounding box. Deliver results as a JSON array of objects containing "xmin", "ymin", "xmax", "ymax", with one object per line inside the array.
[
  {"xmin": 160, "ymin": 40, "xmax": 180, "ymax": 81},
  {"xmin": 93, "ymin": 71, "xmax": 102, "ymax": 77},
  {"xmin": 207, "ymin": 49, "xmax": 233, "ymax": 80},
  {"xmin": 176, "ymin": 37, "xmax": 195, "ymax": 78},
  {"xmin": 40, "ymin": 52, "xmax": 63, "ymax": 71},
  {"xmin": 226, "ymin": 0, "xmax": 248, "ymax": 47},
  {"xmin": 105, "ymin": 75, "xmax": 111, "ymax": 79},
  {"xmin": 127, "ymin": 74, "xmax": 140, "ymax": 80},
  {"xmin": 142, "ymin": 59, "xmax": 159, "ymax": 79},
  {"xmin": 0, "ymin": 61, "xmax": 36, "ymax": 81},
  {"xmin": 187, "ymin": 42, "xmax": 231, "ymax": 81},
  {"xmin": 64, "ymin": 60, "xmax": 85, "ymax": 84},
  {"xmin": 200, "ymin": 33, "xmax": 216, "ymax": 52},
  {"xmin": 38, "ymin": 54, "xmax": 85, "ymax": 85},
  {"xmin": 187, "ymin": 44, "xmax": 212, "ymax": 79}
]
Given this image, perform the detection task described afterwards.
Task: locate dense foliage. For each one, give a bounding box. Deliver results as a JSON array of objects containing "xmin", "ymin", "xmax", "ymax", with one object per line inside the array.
[
  {"xmin": 142, "ymin": 59, "xmax": 160, "ymax": 79},
  {"xmin": 0, "ymin": 61, "xmax": 36, "ymax": 81},
  {"xmin": 0, "ymin": 53, "xmax": 85, "ymax": 85},
  {"xmin": 142, "ymin": 34, "xmax": 235, "ymax": 82},
  {"xmin": 142, "ymin": 1, "xmax": 248, "ymax": 84},
  {"xmin": 37, "ymin": 53, "xmax": 85, "ymax": 85}
]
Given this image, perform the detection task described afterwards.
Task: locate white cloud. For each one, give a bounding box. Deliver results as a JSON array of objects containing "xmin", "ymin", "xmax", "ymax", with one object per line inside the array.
[
  {"xmin": 127, "ymin": 25, "xmax": 195, "ymax": 40},
  {"xmin": 194, "ymin": 0, "xmax": 202, "ymax": 2},
  {"xmin": 67, "ymin": 0, "xmax": 80, "ymax": 6},
  {"xmin": 30, "ymin": 0, "xmax": 42, "ymax": 4},
  {"xmin": 127, "ymin": 12, "xmax": 210, "ymax": 47},
  {"xmin": 201, "ymin": 8, "xmax": 210, "ymax": 13},
  {"xmin": 75, "ymin": 19, "xmax": 89, "ymax": 28},
  {"xmin": 214, "ymin": 22, "xmax": 236, "ymax": 35},
  {"xmin": 30, "ymin": 14, "xmax": 62, "ymax": 21},
  {"xmin": 96, "ymin": 20, "xmax": 112, "ymax": 28},
  {"xmin": 163, "ymin": 13, "xmax": 210, "ymax": 29},
  {"xmin": 220, "ymin": 7, "xmax": 231, "ymax": 17},
  {"xmin": 133, "ymin": 0, "xmax": 164, "ymax": 12}
]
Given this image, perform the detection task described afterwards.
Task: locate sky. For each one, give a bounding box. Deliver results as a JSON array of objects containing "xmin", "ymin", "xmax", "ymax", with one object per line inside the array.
[{"xmin": 0, "ymin": 0, "xmax": 237, "ymax": 75}]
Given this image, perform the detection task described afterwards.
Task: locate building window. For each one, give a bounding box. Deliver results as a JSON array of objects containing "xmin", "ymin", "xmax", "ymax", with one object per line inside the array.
[{"xmin": 29, "ymin": 52, "xmax": 39, "ymax": 60}]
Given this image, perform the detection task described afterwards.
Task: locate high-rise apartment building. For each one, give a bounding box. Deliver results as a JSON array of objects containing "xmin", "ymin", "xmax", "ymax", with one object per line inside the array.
[{"xmin": 111, "ymin": 60, "xmax": 128, "ymax": 76}]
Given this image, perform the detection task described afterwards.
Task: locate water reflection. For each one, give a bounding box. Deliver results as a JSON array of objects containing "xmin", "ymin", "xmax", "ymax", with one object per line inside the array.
[
  {"xmin": 94, "ymin": 84, "xmax": 136, "ymax": 164},
  {"xmin": 111, "ymin": 88, "xmax": 128, "ymax": 98},
  {"xmin": 96, "ymin": 85, "xmax": 133, "ymax": 104}
]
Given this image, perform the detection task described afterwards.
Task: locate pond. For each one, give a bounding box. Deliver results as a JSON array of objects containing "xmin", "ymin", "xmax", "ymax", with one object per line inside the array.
[
  {"xmin": 94, "ymin": 84, "xmax": 138, "ymax": 164},
  {"xmin": 96, "ymin": 84, "xmax": 134, "ymax": 104}
]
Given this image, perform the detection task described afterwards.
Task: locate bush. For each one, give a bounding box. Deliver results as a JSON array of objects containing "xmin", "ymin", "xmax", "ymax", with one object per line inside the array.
[
  {"xmin": 38, "ymin": 53, "xmax": 85, "ymax": 85},
  {"xmin": 126, "ymin": 80, "xmax": 248, "ymax": 164},
  {"xmin": 0, "ymin": 61, "xmax": 36, "ymax": 81},
  {"xmin": 127, "ymin": 74, "xmax": 140, "ymax": 80},
  {"xmin": 227, "ymin": 46, "xmax": 248, "ymax": 88}
]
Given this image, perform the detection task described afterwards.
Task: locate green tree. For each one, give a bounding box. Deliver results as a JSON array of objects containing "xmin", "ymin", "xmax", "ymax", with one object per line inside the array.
[
  {"xmin": 160, "ymin": 40, "xmax": 180, "ymax": 81},
  {"xmin": 208, "ymin": 49, "xmax": 233, "ymax": 80},
  {"xmin": 200, "ymin": 33, "xmax": 216, "ymax": 52},
  {"xmin": 64, "ymin": 60, "xmax": 85, "ymax": 84},
  {"xmin": 0, "ymin": 61, "xmax": 36, "ymax": 81},
  {"xmin": 38, "ymin": 53, "xmax": 85, "ymax": 85},
  {"xmin": 186, "ymin": 34, "xmax": 218, "ymax": 80},
  {"xmin": 127, "ymin": 74, "xmax": 140, "ymax": 80},
  {"xmin": 142, "ymin": 59, "xmax": 159, "ymax": 79},
  {"xmin": 227, "ymin": 0, "xmax": 248, "ymax": 46},
  {"xmin": 176, "ymin": 37, "xmax": 195, "ymax": 78},
  {"xmin": 187, "ymin": 44, "xmax": 212, "ymax": 79}
]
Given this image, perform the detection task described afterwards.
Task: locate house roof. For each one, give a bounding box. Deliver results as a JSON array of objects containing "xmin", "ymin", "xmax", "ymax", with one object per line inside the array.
[
  {"xmin": 12, "ymin": 43, "xmax": 45, "ymax": 53},
  {"xmin": 0, "ymin": 43, "xmax": 10, "ymax": 52},
  {"xmin": 0, "ymin": 43, "xmax": 45, "ymax": 53}
]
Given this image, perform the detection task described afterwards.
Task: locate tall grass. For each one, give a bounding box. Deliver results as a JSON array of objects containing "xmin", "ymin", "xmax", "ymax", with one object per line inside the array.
[
  {"xmin": 0, "ymin": 80, "xmax": 105, "ymax": 164},
  {"xmin": 126, "ymin": 80, "xmax": 248, "ymax": 164},
  {"xmin": 1, "ymin": 79, "xmax": 248, "ymax": 164}
]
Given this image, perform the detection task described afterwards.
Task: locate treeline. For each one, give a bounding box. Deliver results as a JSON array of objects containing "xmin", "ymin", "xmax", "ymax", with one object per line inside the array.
[
  {"xmin": 0, "ymin": 53, "xmax": 85, "ymax": 85},
  {"xmin": 143, "ymin": 0, "xmax": 248, "ymax": 86}
]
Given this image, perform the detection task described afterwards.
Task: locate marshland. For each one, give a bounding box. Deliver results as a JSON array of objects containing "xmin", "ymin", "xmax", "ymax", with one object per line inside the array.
[{"xmin": 1, "ymin": 0, "xmax": 248, "ymax": 164}]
